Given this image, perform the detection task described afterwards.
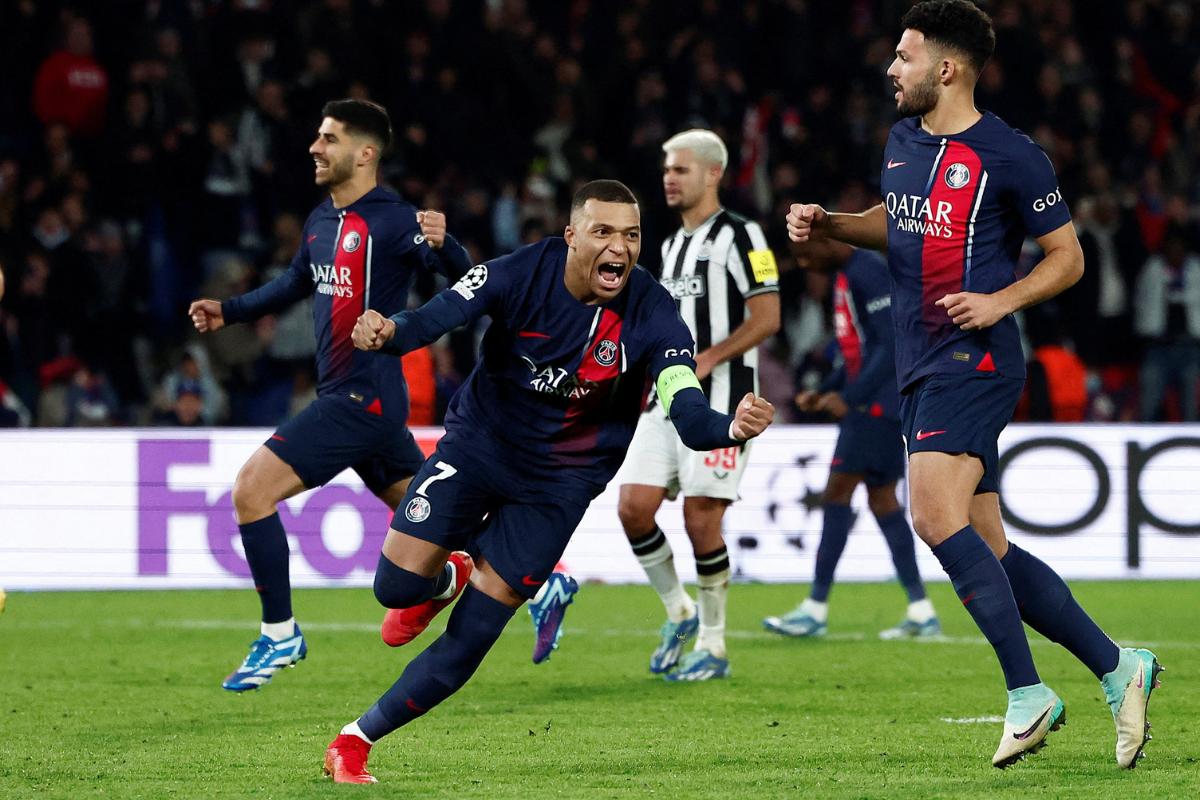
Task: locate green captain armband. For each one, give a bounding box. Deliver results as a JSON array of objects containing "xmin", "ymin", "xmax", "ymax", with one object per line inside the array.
[{"xmin": 656, "ymin": 364, "xmax": 702, "ymax": 414}]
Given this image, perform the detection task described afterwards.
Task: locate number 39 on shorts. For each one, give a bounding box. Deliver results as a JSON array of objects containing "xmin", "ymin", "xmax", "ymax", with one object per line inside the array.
[{"xmin": 703, "ymin": 447, "xmax": 738, "ymax": 470}]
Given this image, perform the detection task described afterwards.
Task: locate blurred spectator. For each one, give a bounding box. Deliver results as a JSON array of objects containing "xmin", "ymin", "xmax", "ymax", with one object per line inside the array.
[
  {"xmin": 1134, "ymin": 227, "xmax": 1200, "ymax": 421},
  {"xmin": 155, "ymin": 349, "xmax": 225, "ymax": 426},
  {"xmin": 32, "ymin": 17, "xmax": 109, "ymax": 138},
  {"xmin": 0, "ymin": 377, "xmax": 31, "ymax": 427},
  {"xmin": 64, "ymin": 364, "xmax": 121, "ymax": 426},
  {"xmin": 1021, "ymin": 324, "xmax": 1089, "ymax": 422}
]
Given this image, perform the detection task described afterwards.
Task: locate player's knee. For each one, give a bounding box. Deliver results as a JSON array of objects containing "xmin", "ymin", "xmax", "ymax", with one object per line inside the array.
[
  {"xmin": 617, "ymin": 498, "xmax": 656, "ymax": 538},
  {"xmin": 867, "ymin": 492, "xmax": 900, "ymax": 518},
  {"xmin": 909, "ymin": 506, "xmax": 960, "ymax": 545},
  {"xmin": 374, "ymin": 554, "xmax": 437, "ymax": 608},
  {"xmin": 230, "ymin": 472, "xmax": 265, "ymax": 520}
]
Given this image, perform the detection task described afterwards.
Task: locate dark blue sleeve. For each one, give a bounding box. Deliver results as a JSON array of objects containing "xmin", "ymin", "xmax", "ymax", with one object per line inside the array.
[
  {"xmin": 668, "ymin": 387, "xmax": 738, "ymax": 451},
  {"xmin": 819, "ymin": 364, "xmax": 847, "ymax": 394},
  {"xmin": 840, "ymin": 270, "xmax": 895, "ymax": 407},
  {"xmin": 429, "ymin": 234, "xmax": 471, "ymax": 281},
  {"xmin": 380, "ymin": 254, "xmax": 511, "ymax": 356},
  {"xmin": 1008, "ymin": 133, "xmax": 1072, "ymax": 237},
  {"xmin": 223, "ymin": 241, "xmax": 312, "ymax": 324}
]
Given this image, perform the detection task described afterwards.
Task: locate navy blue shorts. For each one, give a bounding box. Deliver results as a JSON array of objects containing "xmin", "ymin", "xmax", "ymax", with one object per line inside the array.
[
  {"xmin": 391, "ymin": 430, "xmax": 590, "ymax": 600},
  {"xmin": 831, "ymin": 411, "xmax": 906, "ymax": 487},
  {"xmin": 899, "ymin": 371, "xmax": 1023, "ymax": 495},
  {"xmin": 265, "ymin": 394, "xmax": 425, "ymax": 495}
]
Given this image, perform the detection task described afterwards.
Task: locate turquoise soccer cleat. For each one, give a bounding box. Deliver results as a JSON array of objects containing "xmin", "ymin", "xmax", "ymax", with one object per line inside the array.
[
  {"xmin": 992, "ymin": 683, "xmax": 1066, "ymax": 768},
  {"xmin": 663, "ymin": 649, "xmax": 730, "ymax": 682},
  {"xmin": 763, "ymin": 607, "xmax": 827, "ymax": 638},
  {"xmin": 878, "ymin": 616, "xmax": 942, "ymax": 640},
  {"xmin": 650, "ymin": 614, "xmax": 699, "ymax": 673},
  {"xmin": 1102, "ymin": 647, "xmax": 1163, "ymax": 768},
  {"xmin": 222, "ymin": 625, "xmax": 307, "ymax": 692}
]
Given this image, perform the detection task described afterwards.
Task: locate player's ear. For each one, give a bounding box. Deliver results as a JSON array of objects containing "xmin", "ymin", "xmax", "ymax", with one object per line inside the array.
[{"xmin": 564, "ymin": 225, "xmax": 575, "ymax": 248}]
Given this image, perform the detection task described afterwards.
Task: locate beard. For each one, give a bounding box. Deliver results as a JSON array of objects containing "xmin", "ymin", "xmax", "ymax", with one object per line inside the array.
[
  {"xmin": 897, "ymin": 69, "xmax": 940, "ymax": 116},
  {"xmin": 317, "ymin": 158, "xmax": 354, "ymax": 187}
]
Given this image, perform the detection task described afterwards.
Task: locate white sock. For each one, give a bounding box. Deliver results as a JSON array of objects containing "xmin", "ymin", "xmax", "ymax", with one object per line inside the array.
[
  {"xmin": 632, "ymin": 527, "xmax": 695, "ymax": 622},
  {"xmin": 694, "ymin": 547, "xmax": 730, "ymax": 658},
  {"xmin": 431, "ymin": 560, "xmax": 457, "ymax": 601},
  {"xmin": 341, "ymin": 720, "xmax": 373, "ymax": 745},
  {"xmin": 907, "ymin": 598, "xmax": 936, "ymax": 623},
  {"xmin": 261, "ymin": 618, "xmax": 296, "ymax": 640},
  {"xmin": 800, "ymin": 597, "xmax": 828, "ymax": 624}
]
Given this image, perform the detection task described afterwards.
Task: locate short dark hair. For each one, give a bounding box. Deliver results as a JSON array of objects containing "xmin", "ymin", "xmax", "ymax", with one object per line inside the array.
[
  {"xmin": 321, "ymin": 98, "xmax": 393, "ymax": 153},
  {"xmin": 570, "ymin": 179, "xmax": 639, "ymax": 214},
  {"xmin": 901, "ymin": 0, "xmax": 995, "ymax": 75}
]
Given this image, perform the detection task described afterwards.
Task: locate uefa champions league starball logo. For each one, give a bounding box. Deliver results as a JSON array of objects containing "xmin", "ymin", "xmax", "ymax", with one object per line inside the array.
[
  {"xmin": 342, "ymin": 231, "xmax": 361, "ymax": 252},
  {"xmin": 944, "ymin": 162, "xmax": 971, "ymax": 189},
  {"xmin": 405, "ymin": 496, "xmax": 431, "ymax": 523},
  {"xmin": 594, "ymin": 339, "xmax": 618, "ymax": 366}
]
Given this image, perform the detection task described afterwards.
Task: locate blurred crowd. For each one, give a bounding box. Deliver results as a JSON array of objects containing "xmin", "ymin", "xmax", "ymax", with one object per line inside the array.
[{"xmin": 0, "ymin": 0, "xmax": 1198, "ymax": 428}]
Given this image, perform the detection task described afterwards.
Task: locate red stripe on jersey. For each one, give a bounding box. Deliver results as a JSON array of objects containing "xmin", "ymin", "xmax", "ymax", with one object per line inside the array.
[
  {"xmin": 552, "ymin": 309, "xmax": 624, "ymax": 460},
  {"xmin": 921, "ymin": 141, "xmax": 983, "ymax": 332},
  {"xmin": 575, "ymin": 309, "xmax": 623, "ymax": 385},
  {"xmin": 330, "ymin": 212, "xmax": 369, "ymax": 380},
  {"xmin": 833, "ymin": 272, "xmax": 863, "ymax": 379}
]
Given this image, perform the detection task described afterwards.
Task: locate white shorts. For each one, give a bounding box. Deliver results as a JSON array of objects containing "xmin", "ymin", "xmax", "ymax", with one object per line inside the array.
[{"xmin": 615, "ymin": 407, "xmax": 751, "ymax": 502}]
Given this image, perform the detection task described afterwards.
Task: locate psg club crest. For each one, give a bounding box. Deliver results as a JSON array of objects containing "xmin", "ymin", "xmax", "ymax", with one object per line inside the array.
[
  {"xmin": 944, "ymin": 162, "xmax": 971, "ymax": 189},
  {"xmin": 342, "ymin": 231, "xmax": 361, "ymax": 252},
  {"xmin": 405, "ymin": 496, "xmax": 431, "ymax": 523},
  {"xmin": 594, "ymin": 339, "xmax": 618, "ymax": 367}
]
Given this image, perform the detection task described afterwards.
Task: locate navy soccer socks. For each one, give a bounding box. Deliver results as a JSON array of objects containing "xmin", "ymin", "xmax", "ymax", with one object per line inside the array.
[
  {"xmin": 1001, "ymin": 543, "xmax": 1120, "ymax": 678},
  {"xmin": 373, "ymin": 554, "xmax": 452, "ymax": 608},
  {"xmin": 876, "ymin": 508, "xmax": 926, "ymax": 602},
  {"xmin": 932, "ymin": 526, "xmax": 1040, "ymax": 690},
  {"xmin": 239, "ymin": 513, "xmax": 292, "ymax": 624},
  {"xmin": 357, "ymin": 586, "xmax": 515, "ymax": 741},
  {"xmin": 811, "ymin": 504, "xmax": 853, "ymax": 602}
]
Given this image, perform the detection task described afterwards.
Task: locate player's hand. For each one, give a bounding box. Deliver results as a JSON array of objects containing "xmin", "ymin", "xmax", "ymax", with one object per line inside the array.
[
  {"xmin": 353, "ymin": 309, "xmax": 396, "ymax": 351},
  {"xmin": 694, "ymin": 350, "xmax": 718, "ymax": 381},
  {"xmin": 786, "ymin": 203, "xmax": 829, "ymax": 243},
  {"xmin": 935, "ymin": 291, "xmax": 1011, "ymax": 331},
  {"xmin": 188, "ymin": 299, "xmax": 225, "ymax": 333},
  {"xmin": 818, "ymin": 392, "xmax": 849, "ymax": 420},
  {"xmin": 417, "ymin": 209, "xmax": 447, "ymax": 250},
  {"xmin": 731, "ymin": 392, "xmax": 775, "ymax": 441},
  {"xmin": 794, "ymin": 389, "xmax": 821, "ymax": 412}
]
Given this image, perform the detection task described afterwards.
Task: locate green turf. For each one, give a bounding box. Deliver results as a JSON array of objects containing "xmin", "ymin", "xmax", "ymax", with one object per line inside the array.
[{"xmin": 0, "ymin": 581, "xmax": 1197, "ymax": 799}]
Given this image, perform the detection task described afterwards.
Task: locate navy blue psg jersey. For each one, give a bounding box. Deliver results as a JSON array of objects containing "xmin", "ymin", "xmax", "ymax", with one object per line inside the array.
[
  {"xmin": 440, "ymin": 238, "xmax": 698, "ymax": 493},
  {"xmin": 881, "ymin": 111, "xmax": 1071, "ymax": 390},
  {"xmin": 222, "ymin": 186, "xmax": 466, "ymax": 422},
  {"xmin": 822, "ymin": 250, "xmax": 899, "ymax": 419}
]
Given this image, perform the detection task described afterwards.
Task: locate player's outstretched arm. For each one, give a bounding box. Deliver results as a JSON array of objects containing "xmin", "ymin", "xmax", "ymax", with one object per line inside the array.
[
  {"xmin": 936, "ymin": 221, "xmax": 1084, "ymax": 331},
  {"xmin": 353, "ymin": 290, "xmax": 475, "ymax": 356},
  {"xmin": 657, "ymin": 364, "xmax": 774, "ymax": 450},
  {"xmin": 786, "ymin": 203, "xmax": 888, "ymax": 252},
  {"xmin": 188, "ymin": 299, "xmax": 225, "ymax": 333},
  {"xmin": 417, "ymin": 209, "xmax": 472, "ymax": 281}
]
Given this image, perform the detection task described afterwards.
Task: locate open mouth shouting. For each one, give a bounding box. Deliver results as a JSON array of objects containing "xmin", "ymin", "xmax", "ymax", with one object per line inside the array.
[{"xmin": 597, "ymin": 261, "xmax": 628, "ymax": 291}]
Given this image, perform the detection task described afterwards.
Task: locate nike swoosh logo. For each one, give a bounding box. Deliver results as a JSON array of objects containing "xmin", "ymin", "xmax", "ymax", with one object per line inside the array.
[
  {"xmin": 307, "ymin": 234, "xmax": 318, "ymax": 243},
  {"xmin": 522, "ymin": 575, "xmax": 542, "ymax": 586},
  {"xmin": 1013, "ymin": 708, "xmax": 1051, "ymax": 740},
  {"xmin": 887, "ymin": 160, "xmax": 907, "ymax": 169},
  {"xmin": 518, "ymin": 331, "xmax": 551, "ymax": 339},
  {"xmin": 915, "ymin": 429, "xmax": 946, "ymax": 440}
]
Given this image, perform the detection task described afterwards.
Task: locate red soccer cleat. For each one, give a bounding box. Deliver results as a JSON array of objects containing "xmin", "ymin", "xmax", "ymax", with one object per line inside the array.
[
  {"xmin": 380, "ymin": 551, "xmax": 474, "ymax": 646},
  {"xmin": 323, "ymin": 734, "xmax": 377, "ymax": 784}
]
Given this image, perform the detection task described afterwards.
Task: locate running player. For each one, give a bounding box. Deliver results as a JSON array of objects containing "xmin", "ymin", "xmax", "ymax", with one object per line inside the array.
[
  {"xmin": 617, "ymin": 129, "xmax": 780, "ymax": 681},
  {"xmin": 321, "ymin": 180, "xmax": 775, "ymax": 784},
  {"xmin": 188, "ymin": 99, "xmax": 471, "ymax": 692},
  {"xmin": 786, "ymin": 0, "xmax": 1161, "ymax": 769},
  {"xmin": 763, "ymin": 235, "xmax": 938, "ymax": 640}
]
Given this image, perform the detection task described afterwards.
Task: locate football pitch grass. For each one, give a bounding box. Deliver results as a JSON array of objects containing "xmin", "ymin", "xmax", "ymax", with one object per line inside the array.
[{"xmin": 2, "ymin": 581, "xmax": 1197, "ymax": 799}]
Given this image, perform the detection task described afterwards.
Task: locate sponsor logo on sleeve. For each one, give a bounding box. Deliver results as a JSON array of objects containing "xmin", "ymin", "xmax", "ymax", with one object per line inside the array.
[
  {"xmin": 748, "ymin": 249, "xmax": 779, "ymax": 283},
  {"xmin": 451, "ymin": 264, "xmax": 488, "ymax": 300},
  {"xmin": 1032, "ymin": 188, "xmax": 1064, "ymax": 213}
]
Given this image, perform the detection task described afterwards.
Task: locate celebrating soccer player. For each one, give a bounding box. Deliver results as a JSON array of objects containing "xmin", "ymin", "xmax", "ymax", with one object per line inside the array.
[
  {"xmin": 188, "ymin": 99, "xmax": 471, "ymax": 692},
  {"xmin": 764, "ymin": 233, "xmax": 938, "ymax": 641},
  {"xmin": 322, "ymin": 180, "xmax": 775, "ymax": 784},
  {"xmin": 615, "ymin": 129, "xmax": 780, "ymax": 681},
  {"xmin": 785, "ymin": 0, "xmax": 1161, "ymax": 769}
]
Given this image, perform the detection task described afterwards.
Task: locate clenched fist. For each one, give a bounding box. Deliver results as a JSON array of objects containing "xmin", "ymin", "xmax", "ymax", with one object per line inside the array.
[
  {"xmin": 417, "ymin": 209, "xmax": 447, "ymax": 249},
  {"xmin": 188, "ymin": 299, "xmax": 225, "ymax": 333},
  {"xmin": 731, "ymin": 392, "xmax": 775, "ymax": 441},
  {"xmin": 786, "ymin": 203, "xmax": 829, "ymax": 243},
  {"xmin": 353, "ymin": 309, "xmax": 396, "ymax": 351}
]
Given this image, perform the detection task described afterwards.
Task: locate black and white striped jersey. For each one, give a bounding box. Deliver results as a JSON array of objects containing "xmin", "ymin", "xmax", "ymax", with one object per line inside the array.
[{"xmin": 656, "ymin": 208, "xmax": 780, "ymax": 415}]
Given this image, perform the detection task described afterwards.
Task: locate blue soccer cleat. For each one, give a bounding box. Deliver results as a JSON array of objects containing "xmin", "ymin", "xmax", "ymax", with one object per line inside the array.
[
  {"xmin": 529, "ymin": 573, "xmax": 579, "ymax": 664},
  {"xmin": 664, "ymin": 649, "xmax": 730, "ymax": 682},
  {"xmin": 650, "ymin": 614, "xmax": 699, "ymax": 674},
  {"xmin": 222, "ymin": 625, "xmax": 307, "ymax": 692},
  {"xmin": 763, "ymin": 607, "xmax": 827, "ymax": 638},
  {"xmin": 879, "ymin": 616, "xmax": 942, "ymax": 640}
]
